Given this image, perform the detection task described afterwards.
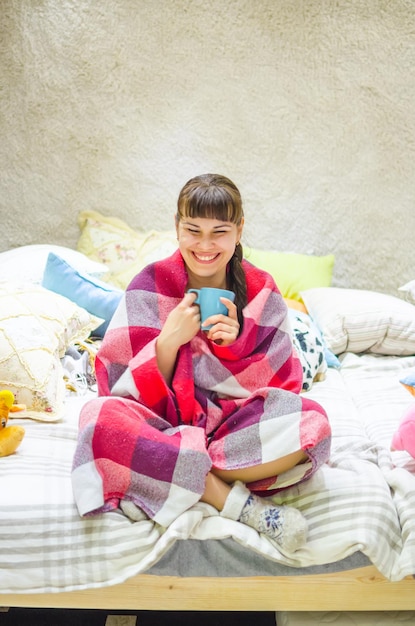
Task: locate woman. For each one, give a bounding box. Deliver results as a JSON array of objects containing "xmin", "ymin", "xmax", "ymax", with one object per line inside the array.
[{"xmin": 72, "ymin": 174, "xmax": 331, "ymax": 553}]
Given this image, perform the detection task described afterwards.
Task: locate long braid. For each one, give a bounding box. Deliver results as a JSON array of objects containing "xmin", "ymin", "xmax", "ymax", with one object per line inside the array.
[{"xmin": 228, "ymin": 242, "xmax": 247, "ymax": 329}]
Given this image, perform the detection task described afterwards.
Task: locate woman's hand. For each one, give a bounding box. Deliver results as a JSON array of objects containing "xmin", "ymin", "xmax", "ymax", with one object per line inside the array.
[
  {"xmin": 159, "ymin": 292, "xmax": 201, "ymax": 350},
  {"xmin": 203, "ymin": 297, "xmax": 240, "ymax": 346},
  {"xmin": 156, "ymin": 292, "xmax": 201, "ymax": 385}
]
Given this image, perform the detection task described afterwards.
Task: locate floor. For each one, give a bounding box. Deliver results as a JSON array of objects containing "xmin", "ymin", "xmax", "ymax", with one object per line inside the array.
[{"xmin": 0, "ymin": 609, "xmax": 277, "ymax": 625}]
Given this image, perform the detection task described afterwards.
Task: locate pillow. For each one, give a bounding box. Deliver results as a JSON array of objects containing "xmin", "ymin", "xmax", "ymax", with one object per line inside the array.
[
  {"xmin": 399, "ymin": 372, "xmax": 415, "ymax": 397},
  {"xmin": 283, "ymin": 299, "xmax": 343, "ymax": 368},
  {"xmin": 0, "ymin": 281, "xmax": 102, "ymax": 421},
  {"xmin": 0, "ymin": 244, "xmax": 108, "ymax": 285},
  {"xmin": 399, "ymin": 280, "xmax": 415, "ymax": 303},
  {"xmin": 77, "ymin": 210, "xmax": 178, "ymax": 289},
  {"xmin": 288, "ymin": 308, "xmax": 341, "ymax": 370},
  {"xmin": 244, "ymin": 247, "xmax": 335, "ymax": 302},
  {"xmin": 301, "ymin": 287, "xmax": 415, "ymax": 356},
  {"xmin": 42, "ymin": 253, "xmax": 123, "ymax": 337},
  {"xmin": 288, "ymin": 309, "xmax": 327, "ymax": 391},
  {"xmin": 284, "ymin": 297, "xmax": 308, "ymax": 313}
]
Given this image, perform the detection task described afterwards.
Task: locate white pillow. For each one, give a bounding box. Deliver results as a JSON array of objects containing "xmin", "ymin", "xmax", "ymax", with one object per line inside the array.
[
  {"xmin": 0, "ymin": 244, "xmax": 108, "ymax": 285},
  {"xmin": 0, "ymin": 281, "xmax": 102, "ymax": 421},
  {"xmin": 399, "ymin": 280, "xmax": 415, "ymax": 303},
  {"xmin": 301, "ymin": 287, "xmax": 415, "ymax": 356}
]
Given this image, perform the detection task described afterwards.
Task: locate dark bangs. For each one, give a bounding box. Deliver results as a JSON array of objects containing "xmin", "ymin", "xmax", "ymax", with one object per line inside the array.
[{"xmin": 177, "ymin": 174, "xmax": 243, "ymax": 225}]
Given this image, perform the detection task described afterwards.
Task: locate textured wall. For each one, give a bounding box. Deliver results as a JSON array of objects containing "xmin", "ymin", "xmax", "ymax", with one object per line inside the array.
[{"xmin": 1, "ymin": 0, "xmax": 414, "ymax": 295}]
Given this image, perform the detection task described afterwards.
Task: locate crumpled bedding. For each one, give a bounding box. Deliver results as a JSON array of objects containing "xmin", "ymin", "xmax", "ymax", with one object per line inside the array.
[{"xmin": 1, "ymin": 352, "xmax": 415, "ymax": 594}]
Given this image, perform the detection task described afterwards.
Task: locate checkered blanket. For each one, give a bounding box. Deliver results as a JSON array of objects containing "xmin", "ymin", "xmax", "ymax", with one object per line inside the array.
[{"xmin": 72, "ymin": 251, "xmax": 331, "ymax": 526}]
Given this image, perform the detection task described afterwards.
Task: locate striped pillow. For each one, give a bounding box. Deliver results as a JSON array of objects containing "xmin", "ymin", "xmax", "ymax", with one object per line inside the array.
[{"xmin": 301, "ymin": 287, "xmax": 415, "ymax": 356}]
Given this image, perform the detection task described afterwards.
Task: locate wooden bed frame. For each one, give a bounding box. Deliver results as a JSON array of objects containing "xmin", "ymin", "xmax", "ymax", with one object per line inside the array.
[{"xmin": 1, "ymin": 566, "xmax": 414, "ymax": 612}]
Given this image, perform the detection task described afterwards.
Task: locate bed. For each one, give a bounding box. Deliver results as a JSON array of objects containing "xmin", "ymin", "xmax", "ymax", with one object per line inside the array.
[{"xmin": 1, "ymin": 211, "xmax": 415, "ymax": 620}]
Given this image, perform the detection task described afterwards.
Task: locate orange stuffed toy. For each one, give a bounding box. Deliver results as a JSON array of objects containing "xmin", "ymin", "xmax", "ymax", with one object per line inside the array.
[{"xmin": 0, "ymin": 390, "xmax": 26, "ymax": 457}]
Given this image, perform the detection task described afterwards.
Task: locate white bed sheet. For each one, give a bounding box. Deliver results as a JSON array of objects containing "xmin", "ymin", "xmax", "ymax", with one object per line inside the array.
[{"xmin": 1, "ymin": 353, "xmax": 415, "ymax": 594}]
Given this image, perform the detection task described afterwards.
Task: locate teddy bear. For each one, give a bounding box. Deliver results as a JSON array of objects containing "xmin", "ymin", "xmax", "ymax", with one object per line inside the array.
[{"xmin": 0, "ymin": 390, "xmax": 26, "ymax": 457}]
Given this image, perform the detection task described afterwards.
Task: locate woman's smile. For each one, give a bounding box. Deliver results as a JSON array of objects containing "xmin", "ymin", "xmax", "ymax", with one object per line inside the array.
[{"xmin": 192, "ymin": 251, "xmax": 221, "ymax": 263}]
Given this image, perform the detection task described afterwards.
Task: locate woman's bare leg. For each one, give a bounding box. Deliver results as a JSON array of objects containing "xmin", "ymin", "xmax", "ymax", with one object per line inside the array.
[
  {"xmin": 200, "ymin": 452, "xmax": 309, "ymax": 552},
  {"xmin": 211, "ymin": 449, "xmax": 308, "ymax": 485},
  {"xmin": 200, "ymin": 449, "xmax": 308, "ymax": 510},
  {"xmin": 200, "ymin": 472, "xmax": 231, "ymax": 510}
]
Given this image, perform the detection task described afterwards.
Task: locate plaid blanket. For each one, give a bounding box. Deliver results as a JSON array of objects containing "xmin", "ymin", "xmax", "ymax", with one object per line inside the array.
[{"xmin": 72, "ymin": 251, "xmax": 331, "ymax": 526}]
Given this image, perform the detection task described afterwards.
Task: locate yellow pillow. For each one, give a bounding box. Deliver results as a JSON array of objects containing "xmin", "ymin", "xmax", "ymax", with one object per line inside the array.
[
  {"xmin": 245, "ymin": 247, "xmax": 335, "ymax": 302},
  {"xmin": 77, "ymin": 210, "xmax": 178, "ymax": 289}
]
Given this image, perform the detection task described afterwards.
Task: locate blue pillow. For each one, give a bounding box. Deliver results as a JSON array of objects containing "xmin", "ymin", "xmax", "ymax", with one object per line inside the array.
[
  {"xmin": 399, "ymin": 371, "xmax": 415, "ymax": 394},
  {"xmin": 42, "ymin": 253, "xmax": 123, "ymax": 337}
]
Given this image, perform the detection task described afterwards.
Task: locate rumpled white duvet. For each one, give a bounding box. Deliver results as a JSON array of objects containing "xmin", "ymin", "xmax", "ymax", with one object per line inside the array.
[{"xmin": 1, "ymin": 352, "xmax": 415, "ymax": 594}]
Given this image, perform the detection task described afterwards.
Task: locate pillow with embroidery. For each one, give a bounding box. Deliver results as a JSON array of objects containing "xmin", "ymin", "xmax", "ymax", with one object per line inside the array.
[
  {"xmin": 77, "ymin": 210, "xmax": 178, "ymax": 289},
  {"xmin": 0, "ymin": 281, "xmax": 102, "ymax": 421}
]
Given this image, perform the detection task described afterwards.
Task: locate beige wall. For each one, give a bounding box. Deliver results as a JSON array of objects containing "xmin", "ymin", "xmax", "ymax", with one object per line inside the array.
[{"xmin": 1, "ymin": 0, "xmax": 414, "ymax": 295}]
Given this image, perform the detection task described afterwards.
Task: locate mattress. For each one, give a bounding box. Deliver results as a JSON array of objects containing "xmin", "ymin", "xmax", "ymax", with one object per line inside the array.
[{"xmin": 1, "ymin": 352, "xmax": 415, "ymax": 594}]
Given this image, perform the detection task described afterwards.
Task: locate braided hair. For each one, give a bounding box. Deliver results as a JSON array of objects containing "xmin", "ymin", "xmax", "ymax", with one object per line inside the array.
[{"xmin": 177, "ymin": 174, "xmax": 247, "ymax": 326}]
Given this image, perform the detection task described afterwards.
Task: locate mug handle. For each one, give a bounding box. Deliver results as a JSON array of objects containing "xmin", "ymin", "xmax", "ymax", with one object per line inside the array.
[{"xmin": 187, "ymin": 289, "xmax": 200, "ymax": 303}]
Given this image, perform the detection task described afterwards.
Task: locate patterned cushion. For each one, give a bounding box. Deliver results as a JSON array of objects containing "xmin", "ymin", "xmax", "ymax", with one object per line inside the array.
[
  {"xmin": 289, "ymin": 309, "xmax": 327, "ymax": 391},
  {"xmin": 77, "ymin": 210, "xmax": 178, "ymax": 289},
  {"xmin": 0, "ymin": 281, "xmax": 102, "ymax": 420}
]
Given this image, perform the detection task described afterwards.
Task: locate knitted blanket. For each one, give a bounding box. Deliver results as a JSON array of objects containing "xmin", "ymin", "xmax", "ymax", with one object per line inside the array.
[{"xmin": 72, "ymin": 251, "xmax": 331, "ymax": 526}]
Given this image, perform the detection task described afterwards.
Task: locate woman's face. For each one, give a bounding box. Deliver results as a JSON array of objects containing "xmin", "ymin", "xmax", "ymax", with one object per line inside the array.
[{"xmin": 176, "ymin": 216, "xmax": 243, "ymax": 288}]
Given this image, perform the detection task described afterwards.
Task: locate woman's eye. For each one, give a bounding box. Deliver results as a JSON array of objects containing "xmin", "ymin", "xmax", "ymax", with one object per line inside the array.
[{"xmin": 184, "ymin": 228, "xmax": 229, "ymax": 236}]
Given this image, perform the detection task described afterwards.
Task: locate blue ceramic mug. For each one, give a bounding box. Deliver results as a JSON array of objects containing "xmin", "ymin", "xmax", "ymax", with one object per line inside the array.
[{"xmin": 187, "ymin": 287, "xmax": 235, "ymax": 330}]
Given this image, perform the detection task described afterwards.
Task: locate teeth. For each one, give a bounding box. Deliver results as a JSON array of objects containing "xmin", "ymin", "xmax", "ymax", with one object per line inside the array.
[{"xmin": 195, "ymin": 253, "xmax": 217, "ymax": 261}]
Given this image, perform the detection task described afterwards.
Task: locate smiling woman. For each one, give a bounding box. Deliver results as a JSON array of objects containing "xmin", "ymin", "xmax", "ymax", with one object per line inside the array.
[
  {"xmin": 72, "ymin": 173, "xmax": 331, "ymax": 555},
  {"xmin": 175, "ymin": 173, "xmax": 246, "ymax": 320}
]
